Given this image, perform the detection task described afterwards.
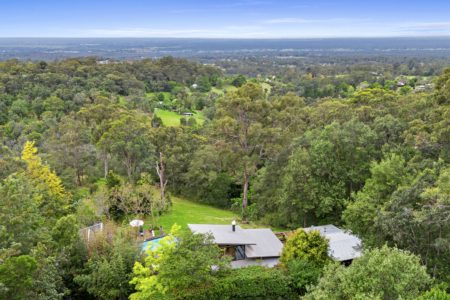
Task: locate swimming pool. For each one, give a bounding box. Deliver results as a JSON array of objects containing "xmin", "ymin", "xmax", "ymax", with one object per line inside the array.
[{"xmin": 141, "ymin": 237, "xmax": 164, "ymax": 252}]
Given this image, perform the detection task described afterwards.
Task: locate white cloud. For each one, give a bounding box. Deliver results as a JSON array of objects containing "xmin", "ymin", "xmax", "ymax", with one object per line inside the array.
[
  {"xmin": 263, "ymin": 17, "xmax": 369, "ymax": 24},
  {"xmin": 399, "ymin": 21, "xmax": 450, "ymax": 32}
]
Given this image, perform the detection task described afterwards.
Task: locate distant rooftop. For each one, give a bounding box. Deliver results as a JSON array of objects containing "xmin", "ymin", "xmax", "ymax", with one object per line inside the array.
[{"xmin": 304, "ymin": 224, "xmax": 362, "ymax": 262}]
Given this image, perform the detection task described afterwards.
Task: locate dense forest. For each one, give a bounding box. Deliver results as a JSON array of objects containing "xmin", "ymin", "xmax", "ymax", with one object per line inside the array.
[{"xmin": 0, "ymin": 56, "xmax": 449, "ymax": 299}]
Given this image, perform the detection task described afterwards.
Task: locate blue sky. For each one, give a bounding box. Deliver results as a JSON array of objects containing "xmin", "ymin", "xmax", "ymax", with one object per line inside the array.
[{"xmin": 1, "ymin": 0, "xmax": 450, "ymax": 38}]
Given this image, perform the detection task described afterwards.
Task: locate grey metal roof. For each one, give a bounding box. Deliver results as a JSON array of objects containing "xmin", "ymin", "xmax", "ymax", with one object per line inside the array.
[
  {"xmin": 304, "ymin": 224, "xmax": 362, "ymax": 261},
  {"xmin": 188, "ymin": 224, "xmax": 282, "ymax": 258},
  {"xmin": 244, "ymin": 229, "xmax": 283, "ymax": 258},
  {"xmin": 188, "ymin": 224, "xmax": 257, "ymax": 245}
]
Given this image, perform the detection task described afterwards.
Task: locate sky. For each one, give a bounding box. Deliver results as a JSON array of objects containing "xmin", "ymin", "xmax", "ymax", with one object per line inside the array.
[{"xmin": 1, "ymin": 0, "xmax": 450, "ymax": 38}]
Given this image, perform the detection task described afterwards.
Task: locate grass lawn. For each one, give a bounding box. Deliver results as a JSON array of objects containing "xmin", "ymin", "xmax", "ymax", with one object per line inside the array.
[
  {"xmin": 224, "ymin": 85, "xmax": 238, "ymax": 93},
  {"xmin": 145, "ymin": 195, "xmax": 239, "ymax": 232},
  {"xmin": 146, "ymin": 91, "xmax": 172, "ymax": 101},
  {"xmin": 211, "ymin": 87, "xmax": 225, "ymax": 96},
  {"xmin": 140, "ymin": 189, "xmax": 285, "ymax": 233},
  {"xmin": 154, "ymin": 108, "xmax": 205, "ymax": 127}
]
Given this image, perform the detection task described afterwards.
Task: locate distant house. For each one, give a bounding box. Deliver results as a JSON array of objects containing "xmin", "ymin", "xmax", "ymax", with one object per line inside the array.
[
  {"xmin": 188, "ymin": 223, "xmax": 283, "ymax": 268},
  {"xmin": 97, "ymin": 59, "xmax": 110, "ymax": 65},
  {"xmin": 182, "ymin": 112, "xmax": 194, "ymax": 117},
  {"xmin": 304, "ymin": 224, "xmax": 362, "ymax": 263},
  {"xmin": 414, "ymin": 84, "xmax": 433, "ymax": 92},
  {"xmin": 191, "ymin": 83, "xmax": 198, "ymax": 89}
]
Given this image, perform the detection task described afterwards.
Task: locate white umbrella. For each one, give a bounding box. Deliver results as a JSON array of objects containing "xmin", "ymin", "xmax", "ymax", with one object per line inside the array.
[{"xmin": 129, "ymin": 219, "xmax": 144, "ymax": 227}]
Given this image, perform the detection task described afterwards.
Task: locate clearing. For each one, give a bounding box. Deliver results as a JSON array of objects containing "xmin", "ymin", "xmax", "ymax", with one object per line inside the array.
[
  {"xmin": 144, "ymin": 194, "xmax": 238, "ymax": 232},
  {"xmin": 154, "ymin": 108, "xmax": 205, "ymax": 127},
  {"xmin": 142, "ymin": 191, "xmax": 284, "ymax": 233}
]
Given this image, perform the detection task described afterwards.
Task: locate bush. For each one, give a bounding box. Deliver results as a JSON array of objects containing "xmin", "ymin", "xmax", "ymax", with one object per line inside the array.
[
  {"xmin": 280, "ymin": 229, "xmax": 330, "ymax": 266},
  {"xmin": 417, "ymin": 286, "xmax": 450, "ymax": 300},
  {"xmin": 287, "ymin": 258, "xmax": 323, "ymax": 295},
  {"xmin": 305, "ymin": 245, "xmax": 432, "ymax": 300},
  {"xmin": 204, "ymin": 266, "xmax": 295, "ymax": 300}
]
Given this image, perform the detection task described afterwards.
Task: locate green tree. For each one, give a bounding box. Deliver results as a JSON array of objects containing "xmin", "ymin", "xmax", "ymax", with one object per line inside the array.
[
  {"xmin": 231, "ymin": 74, "xmax": 247, "ymax": 87},
  {"xmin": 212, "ymin": 83, "xmax": 271, "ymax": 213},
  {"xmin": 0, "ymin": 255, "xmax": 37, "ymax": 300},
  {"xmin": 275, "ymin": 120, "xmax": 377, "ymax": 227},
  {"xmin": 378, "ymin": 166, "xmax": 450, "ymax": 282},
  {"xmin": 343, "ymin": 153, "xmax": 408, "ymax": 245},
  {"xmin": 98, "ymin": 113, "xmax": 154, "ymax": 179},
  {"xmin": 306, "ymin": 246, "xmax": 432, "ymax": 300},
  {"xmin": 76, "ymin": 253, "xmax": 131, "ymax": 300},
  {"xmin": 0, "ymin": 173, "xmax": 46, "ymax": 254},
  {"xmin": 434, "ymin": 67, "xmax": 450, "ymax": 104},
  {"xmin": 46, "ymin": 114, "xmax": 96, "ymax": 186},
  {"xmin": 417, "ymin": 286, "xmax": 450, "ymax": 300},
  {"xmin": 130, "ymin": 225, "xmax": 230, "ymax": 300},
  {"xmin": 21, "ymin": 141, "xmax": 69, "ymax": 220},
  {"xmin": 75, "ymin": 226, "xmax": 138, "ymax": 300},
  {"xmin": 280, "ymin": 229, "xmax": 330, "ymax": 266}
]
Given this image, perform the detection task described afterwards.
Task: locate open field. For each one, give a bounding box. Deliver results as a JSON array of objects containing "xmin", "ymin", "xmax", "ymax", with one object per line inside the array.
[
  {"xmin": 141, "ymin": 190, "xmax": 284, "ymax": 233},
  {"xmin": 145, "ymin": 195, "xmax": 239, "ymax": 232},
  {"xmin": 154, "ymin": 108, "xmax": 205, "ymax": 127}
]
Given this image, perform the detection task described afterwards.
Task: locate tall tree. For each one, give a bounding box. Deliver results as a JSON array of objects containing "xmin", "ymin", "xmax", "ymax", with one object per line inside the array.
[
  {"xmin": 46, "ymin": 114, "xmax": 96, "ymax": 186},
  {"xmin": 78, "ymin": 101, "xmax": 124, "ymax": 177},
  {"xmin": 212, "ymin": 83, "xmax": 271, "ymax": 213},
  {"xmin": 98, "ymin": 113, "xmax": 154, "ymax": 179},
  {"xmin": 151, "ymin": 126, "xmax": 199, "ymax": 203}
]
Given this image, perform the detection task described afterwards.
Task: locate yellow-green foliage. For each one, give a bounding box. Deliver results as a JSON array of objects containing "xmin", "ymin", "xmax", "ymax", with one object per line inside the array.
[
  {"xmin": 22, "ymin": 141, "xmax": 66, "ymax": 198},
  {"xmin": 129, "ymin": 224, "xmax": 180, "ymax": 300},
  {"xmin": 280, "ymin": 229, "xmax": 330, "ymax": 266},
  {"xmin": 21, "ymin": 141, "xmax": 69, "ymax": 218}
]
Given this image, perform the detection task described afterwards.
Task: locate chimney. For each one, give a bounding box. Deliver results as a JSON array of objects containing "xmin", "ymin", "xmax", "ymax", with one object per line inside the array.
[{"xmin": 232, "ymin": 220, "xmax": 236, "ymax": 232}]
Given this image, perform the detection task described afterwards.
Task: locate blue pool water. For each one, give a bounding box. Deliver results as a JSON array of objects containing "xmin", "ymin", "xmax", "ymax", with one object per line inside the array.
[{"xmin": 141, "ymin": 237, "xmax": 164, "ymax": 252}]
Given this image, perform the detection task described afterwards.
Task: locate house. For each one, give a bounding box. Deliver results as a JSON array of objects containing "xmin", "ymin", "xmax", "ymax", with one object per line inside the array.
[
  {"xmin": 188, "ymin": 223, "xmax": 283, "ymax": 268},
  {"xmin": 304, "ymin": 224, "xmax": 362, "ymax": 263}
]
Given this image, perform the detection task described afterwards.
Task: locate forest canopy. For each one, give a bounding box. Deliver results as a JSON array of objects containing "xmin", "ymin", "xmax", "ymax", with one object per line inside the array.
[{"xmin": 0, "ymin": 56, "xmax": 449, "ymax": 298}]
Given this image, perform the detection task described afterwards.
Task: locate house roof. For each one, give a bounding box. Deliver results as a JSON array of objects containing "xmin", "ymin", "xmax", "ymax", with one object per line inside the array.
[
  {"xmin": 303, "ymin": 224, "xmax": 362, "ymax": 261},
  {"xmin": 244, "ymin": 228, "xmax": 283, "ymax": 258},
  {"xmin": 188, "ymin": 224, "xmax": 257, "ymax": 245},
  {"xmin": 187, "ymin": 224, "xmax": 283, "ymax": 258}
]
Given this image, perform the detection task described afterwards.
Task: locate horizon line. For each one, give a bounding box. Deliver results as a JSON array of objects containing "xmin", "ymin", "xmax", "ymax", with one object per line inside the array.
[{"xmin": 1, "ymin": 35, "xmax": 450, "ymax": 40}]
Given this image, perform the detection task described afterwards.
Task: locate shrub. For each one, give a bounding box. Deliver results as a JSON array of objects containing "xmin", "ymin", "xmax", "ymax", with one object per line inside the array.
[
  {"xmin": 205, "ymin": 266, "xmax": 295, "ymax": 300},
  {"xmin": 280, "ymin": 229, "xmax": 330, "ymax": 266},
  {"xmin": 306, "ymin": 245, "xmax": 432, "ymax": 300}
]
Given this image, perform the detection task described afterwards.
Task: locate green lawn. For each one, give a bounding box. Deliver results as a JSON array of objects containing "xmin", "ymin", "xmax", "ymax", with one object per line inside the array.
[
  {"xmin": 224, "ymin": 85, "xmax": 238, "ymax": 93},
  {"xmin": 154, "ymin": 108, "xmax": 205, "ymax": 127},
  {"xmin": 141, "ymin": 191, "xmax": 285, "ymax": 233},
  {"xmin": 146, "ymin": 91, "xmax": 172, "ymax": 101},
  {"xmin": 145, "ymin": 195, "xmax": 239, "ymax": 232},
  {"xmin": 211, "ymin": 87, "xmax": 225, "ymax": 96}
]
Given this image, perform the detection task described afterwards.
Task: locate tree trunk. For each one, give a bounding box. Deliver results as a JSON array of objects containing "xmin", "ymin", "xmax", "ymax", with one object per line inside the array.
[
  {"xmin": 103, "ymin": 153, "xmax": 109, "ymax": 178},
  {"xmin": 156, "ymin": 152, "xmax": 168, "ymax": 203},
  {"xmin": 242, "ymin": 168, "xmax": 249, "ymax": 216},
  {"xmin": 124, "ymin": 153, "xmax": 133, "ymax": 179},
  {"xmin": 76, "ymin": 169, "xmax": 82, "ymax": 186}
]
